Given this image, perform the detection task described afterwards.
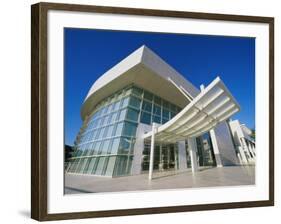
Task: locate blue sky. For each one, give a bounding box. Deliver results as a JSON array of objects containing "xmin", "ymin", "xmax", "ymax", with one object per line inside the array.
[{"xmin": 64, "ymin": 28, "xmax": 255, "ymax": 145}]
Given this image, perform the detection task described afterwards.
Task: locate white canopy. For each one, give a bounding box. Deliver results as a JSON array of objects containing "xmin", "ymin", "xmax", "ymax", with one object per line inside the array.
[{"xmin": 143, "ymin": 77, "xmax": 240, "ymax": 143}]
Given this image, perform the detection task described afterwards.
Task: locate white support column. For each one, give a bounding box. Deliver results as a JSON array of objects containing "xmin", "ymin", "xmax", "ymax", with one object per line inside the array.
[
  {"xmin": 167, "ymin": 147, "xmax": 170, "ymax": 169},
  {"xmin": 148, "ymin": 123, "xmax": 156, "ymax": 180},
  {"xmin": 178, "ymin": 141, "xmax": 187, "ymax": 171},
  {"xmin": 159, "ymin": 144, "xmax": 163, "ymax": 171},
  {"xmin": 187, "ymin": 137, "xmax": 198, "ymax": 173},
  {"xmin": 131, "ymin": 124, "xmax": 151, "ymax": 175},
  {"xmin": 209, "ymin": 129, "xmax": 223, "ymax": 167},
  {"xmin": 174, "ymin": 145, "xmax": 178, "ymax": 170}
]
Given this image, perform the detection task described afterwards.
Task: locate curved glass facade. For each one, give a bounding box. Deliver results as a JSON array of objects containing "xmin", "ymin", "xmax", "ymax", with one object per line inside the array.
[{"xmin": 66, "ymin": 85, "xmax": 182, "ymax": 177}]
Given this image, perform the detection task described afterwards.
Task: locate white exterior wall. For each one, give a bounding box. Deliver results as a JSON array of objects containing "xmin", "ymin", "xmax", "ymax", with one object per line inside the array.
[
  {"xmin": 229, "ymin": 120, "xmax": 256, "ymax": 165},
  {"xmin": 81, "ymin": 45, "xmax": 200, "ymax": 119},
  {"xmin": 209, "ymin": 129, "xmax": 223, "ymax": 167},
  {"xmin": 141, "ymin": 46, "xmax": 199, "ymax": 98},
  {"xmin": 211, "ymin": 121, "xmax": 239, "ymax": 166},
  {"xmin": 178, "ymin": 141, "xmax": 188, "ymax": 171}
]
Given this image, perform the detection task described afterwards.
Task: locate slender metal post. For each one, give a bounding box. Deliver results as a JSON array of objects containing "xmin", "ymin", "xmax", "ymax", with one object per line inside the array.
[{"xmin": 149, "ymin": 123, "xmax": 156, "ymax": 180}]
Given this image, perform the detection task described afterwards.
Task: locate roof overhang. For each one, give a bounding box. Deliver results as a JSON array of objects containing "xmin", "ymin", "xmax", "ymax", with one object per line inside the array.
[
  {"xmin": 143, "ymin": 77, "xmax": 240, "ymax": 143},
  {"xmin": 81, "ymin": 45, "xmax": 200, "ymax": 120}
]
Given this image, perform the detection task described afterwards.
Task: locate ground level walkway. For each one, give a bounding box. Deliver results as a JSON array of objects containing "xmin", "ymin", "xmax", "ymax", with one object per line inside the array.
[{"xmin": 65, "ymin": 165, "xmax": 255, "ymax": 194}]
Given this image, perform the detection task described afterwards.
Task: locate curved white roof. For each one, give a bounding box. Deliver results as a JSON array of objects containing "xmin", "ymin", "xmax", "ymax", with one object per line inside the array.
[
  {"xmin": 81, "ymin": 45, "xmax": 200, "ymax": 119},
  {"xmin": 143, "ymin": 77, "xmax": 240, "ymax": 142}
]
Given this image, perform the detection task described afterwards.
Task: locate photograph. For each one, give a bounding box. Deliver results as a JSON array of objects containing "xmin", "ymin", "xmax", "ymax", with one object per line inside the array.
[
  {"xmin": 63, "ymin": 28, "xmax": 256, "ymax": 194},
  {"xmin": 31, "ymin": 3, "xmax": 274, "ymax": 220}
]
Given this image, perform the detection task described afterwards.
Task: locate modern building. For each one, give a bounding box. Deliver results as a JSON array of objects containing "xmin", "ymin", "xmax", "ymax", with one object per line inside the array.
[
  {"xmin": 66, "ymin": 45, "xmax": 251, "ymax": 179},
  {"xmin": 229, "ymin": 120, "xmax": 256, "ymax": 165}
]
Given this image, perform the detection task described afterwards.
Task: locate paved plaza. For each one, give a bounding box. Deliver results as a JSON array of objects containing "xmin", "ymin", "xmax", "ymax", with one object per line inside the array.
[{"xmin": 64, "ymin": 166, "xmax": 255, "ymax": 194}]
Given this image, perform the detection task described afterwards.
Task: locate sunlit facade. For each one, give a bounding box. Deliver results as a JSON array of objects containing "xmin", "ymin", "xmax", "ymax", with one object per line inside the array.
[
  {"xmin": 66, "ymin": 45, "xmax": 247, "ymax": 177},
  {"xmin": 66, "ymin": 85, "xmax": 210, "ymax": 176}
]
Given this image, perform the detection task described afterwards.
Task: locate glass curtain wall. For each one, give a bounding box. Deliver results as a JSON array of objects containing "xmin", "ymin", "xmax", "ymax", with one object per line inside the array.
[
  {"xmin": 141, "ymin": 141, "xmax": 179, "ymax": 172},
  {"xmin": 139, "ymin": 88, "xmax": 182, "ymax": 125},
  {"xmin": 66, "ymin": 85, "xmax": 182, "ymax": 177},
  {"xmin": 67, "ymin": 86, "xmax": 139, "ymax": 177}
]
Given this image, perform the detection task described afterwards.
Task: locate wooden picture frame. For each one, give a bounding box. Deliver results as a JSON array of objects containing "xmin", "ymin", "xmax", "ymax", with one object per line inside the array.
[{"xmin": 31, "ymin": 2, "xmax": 274, "ymax": 221}]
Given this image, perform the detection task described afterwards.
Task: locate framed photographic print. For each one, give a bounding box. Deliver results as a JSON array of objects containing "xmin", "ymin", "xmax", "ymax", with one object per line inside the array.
[{"xmin": 31, "ymin": 2, "xmax": 274, "ymax": 221}]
